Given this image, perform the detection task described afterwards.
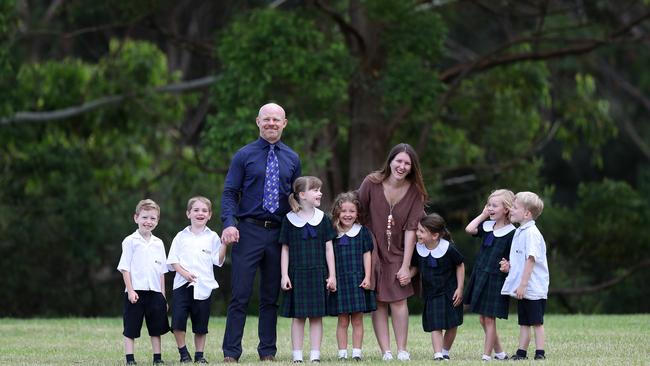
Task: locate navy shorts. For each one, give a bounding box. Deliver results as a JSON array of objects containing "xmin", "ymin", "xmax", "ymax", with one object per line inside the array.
[
  {"xmin": 517, "ymin": 299, "xmax": 546, "ymax": 326},
  {"xmin": 122, "ymin": 291, "xmax": 170, "ymax": 339},
  {"xmin": 171, "ymin": 283, "xmax": 212, "ymax": 334}
]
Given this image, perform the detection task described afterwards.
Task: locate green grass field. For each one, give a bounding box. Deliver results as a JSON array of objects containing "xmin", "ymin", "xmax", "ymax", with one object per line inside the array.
[{"xmin": 1, "ymin": 314, "xmax": 648, "ymax": 365}]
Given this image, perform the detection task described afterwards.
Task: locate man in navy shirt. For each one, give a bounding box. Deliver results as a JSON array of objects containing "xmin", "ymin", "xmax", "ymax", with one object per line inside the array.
[{"xmin": 221, "ymin": 103, "xmax": 301, "ymax": 362}]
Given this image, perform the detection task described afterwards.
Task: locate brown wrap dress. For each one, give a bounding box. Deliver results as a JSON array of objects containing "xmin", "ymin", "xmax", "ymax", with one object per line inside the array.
[{"xmin": 358, "ymin": 176, "xmax": 424, "ymax": 302}]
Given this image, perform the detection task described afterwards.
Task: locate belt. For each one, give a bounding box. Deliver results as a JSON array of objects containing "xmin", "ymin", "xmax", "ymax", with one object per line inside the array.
[{"xmin": 242, "ymin": 217, "xmax": 281, "ymax": 229}]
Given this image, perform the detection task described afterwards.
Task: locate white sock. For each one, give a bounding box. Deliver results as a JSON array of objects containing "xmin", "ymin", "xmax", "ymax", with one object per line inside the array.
[
  {"xmin": 442, "ymin": 348, "xmax": 450, "ymax": 357},
  {"xmin": 434, "ymin": 352, "xmax": 444, "ymax": 359},
  {"xmin": 352, "ymin": 348, "xmax": 362, "ymax": 358},
  {"xmin": 482, "ymin": 354, "xmax": 492, "ymax": 361},
  {"xmin": 293, "ymin": 350, "xmax": 303, "ymax": 362},
  {"xmin": 338, "ymin": 349, "xmax": 348, "ymax": 359},
  {"xmin": 494, "ymin": 351, "xmax": 507, "ymax": 360},
  {"xmin": 310, "ymin": 350, "xmax": 320, "ymax": 361}
]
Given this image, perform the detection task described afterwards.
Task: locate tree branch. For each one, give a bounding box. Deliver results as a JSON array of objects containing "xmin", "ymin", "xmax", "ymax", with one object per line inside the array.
[
  {"xmin": 0, "ymin": 75, "xmax": 219, "ymax": 125},
  {"xmin": 439, "ymin": 10, "xmax": 650, "ymax": 82},
  {"xmin": 312, "ymin": 0, "xmax": 366, "ymax": 55}
]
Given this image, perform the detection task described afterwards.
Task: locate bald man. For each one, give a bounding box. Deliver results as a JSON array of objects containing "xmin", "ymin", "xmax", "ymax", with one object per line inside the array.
[{"xmin": 220, "ymin": 103, "xmax": 301, "ymax": 362}]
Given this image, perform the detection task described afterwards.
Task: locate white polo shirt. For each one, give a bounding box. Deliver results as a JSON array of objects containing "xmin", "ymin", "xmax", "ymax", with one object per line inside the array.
[
  {"xmin": 167, "ymin": 226, "xmax": 223, "ymax": 300},
  {"xmin": 117, "ymin": 230, "xmax": 168, "ymax": 293},
  {"xmin": 501, "ymin": 220, "xmax": 549, "ymax": 300}
]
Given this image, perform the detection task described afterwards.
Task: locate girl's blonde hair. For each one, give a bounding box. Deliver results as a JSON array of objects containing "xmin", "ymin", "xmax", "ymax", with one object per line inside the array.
[
  {"xmin": 419, "ymin": 213, "xmax": 452, "ymax": 242},
  {"xmin": 288, "ymin": 176, "xmax": 323, "ymax": 212},
  {"xmin": 187, "ymin": 196, "xmax": 212, "ymax": 212},
  {"xmin": 331, "ymin": 191, "xmax": 362, "ymax": 233},
  {"xmin": 488, "ymin": 189, "xmax": 515, "ymax": 222}
]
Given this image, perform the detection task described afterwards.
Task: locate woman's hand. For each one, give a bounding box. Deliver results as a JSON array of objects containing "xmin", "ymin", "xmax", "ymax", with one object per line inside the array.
[{"xmin": 396, "ymin": 266, "xmax": 411, "ymax": 286}]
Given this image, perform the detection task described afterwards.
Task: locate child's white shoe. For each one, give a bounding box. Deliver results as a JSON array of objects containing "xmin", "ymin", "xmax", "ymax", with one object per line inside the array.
[
  {"xmin": 397, "ymin": 350, "xmax": 410, "ymax": 361},
  {"xmin": 382, "ymin": 351, "xmax": 394, "ymax": 361}
]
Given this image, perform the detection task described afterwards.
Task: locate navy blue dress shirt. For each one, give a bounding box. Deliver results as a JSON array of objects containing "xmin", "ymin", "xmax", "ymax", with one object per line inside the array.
[{"xmin": 221, "ymin": 137, "xmax": 301, "ymax": 228}]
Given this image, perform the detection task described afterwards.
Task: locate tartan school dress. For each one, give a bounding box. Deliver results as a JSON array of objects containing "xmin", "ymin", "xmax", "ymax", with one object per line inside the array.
[
  {"xmin": 414, "ymin": 240, "xmax": 464, "ymax": 331},
  {"xmin": 329, "ymin": 224, "xmax": 377, "ymax": 315},
  {"xmin": 464, "ymin": 220, "xmax": 515, "ymax": 319},
  {"xmin": 280, "ymin": 208, "xmax": 336, "ymax": 318}
]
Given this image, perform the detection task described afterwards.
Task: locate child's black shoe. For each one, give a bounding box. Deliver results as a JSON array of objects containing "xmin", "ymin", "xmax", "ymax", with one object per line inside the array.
[
  {"xmin": 534, "ymin": 354, "xmax": 546, "ymax": 360},
  {"xmin": 126, "ymin": 361, "xmax": 137, "ymax": 366},
  {"xmin": 510, "ymin": 354, "xmax": 528, "ymax": 361},
  {"xmin": 194, "ymin": 357, "xmax": 209, "ymax": 363},
  {"xmin": 180, "ymin": 355, "xmax": 193, "ymax": 363},
  {"xmin": 153, "ymin": 360, "xmax": 165, "ymax": 365}
]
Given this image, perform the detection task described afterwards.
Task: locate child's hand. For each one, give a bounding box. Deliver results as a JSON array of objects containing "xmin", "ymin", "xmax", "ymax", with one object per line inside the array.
[
  {"xmin": 396, "ymin": 266, "xmax": 411, "ymax": 286},
  {"xmin": 184, "ymin": 271, "xmax": 198, "ymax": 283},
  {"xmin": 359, "ymin": 277, "xmax": 371, "ymax": 290},
  {"xmin": 499, "ymin": 258, "xmax": 510, "ymax": 273},
  {"xmin": 127, "ymin": 290, "xmax": 139, "ymax": 304},
  {"xmin": 481, "ymin": 204, "xmax": 490, "ymax": 218},
  {"xmin": 516, "ymin": 284, "xmax": 526, "ymax": 299},
  {"xmin": 326, "ymin": 276, "xmax": 337, "ymax": 292},
  {"xmin": 452, "ymin": 288, "xmax": 463, "ymax": 307},
  {"xmin": 281, "ymin": 276, "xmax": 292, "ymax": 291}
]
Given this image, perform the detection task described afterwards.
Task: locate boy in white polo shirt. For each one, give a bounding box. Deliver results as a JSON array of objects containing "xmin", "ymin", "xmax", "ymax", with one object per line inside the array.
[
  {"xmin": 499, "ymin": 191, "xmax": 549, "ymax": 361},
  {"xmin": 117, "ymin": 199, "xmax": 170, "ymax": 365},
  {"xmin": 167, "ymin": 196, "xmax": 228, "ymax": 363}
]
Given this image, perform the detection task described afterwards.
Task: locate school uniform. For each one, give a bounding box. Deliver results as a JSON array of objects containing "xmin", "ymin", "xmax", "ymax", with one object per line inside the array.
[
  {"xmin": 329, "ymin": 224, "xmax": 377, "ymax": 315},
  {"xmin": 414, "ymin": 240, "xmax": 464, "ymax": 331},
  {"xmin": 167, "ymin": 226, "xmax": 223, "ymax": 334},
  {"xmin": 501, "ymin": 220, "xmax": 549, "ymax": 325},
  {"xmin": 464, "ymin": 220, "xmax": 515, "ymax": 319},
  {"xmin": 117, "ymin": 230, "xmax": 169, "ymax": 338},
  {"xmin": 279, "ymin": 208, "xmax": 336, "ymax": 318}
]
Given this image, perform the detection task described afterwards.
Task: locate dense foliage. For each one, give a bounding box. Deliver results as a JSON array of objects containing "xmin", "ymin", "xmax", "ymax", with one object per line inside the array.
[{"xmin": 1, "ymin": 0, "xmax": 649, "ymax": 316}]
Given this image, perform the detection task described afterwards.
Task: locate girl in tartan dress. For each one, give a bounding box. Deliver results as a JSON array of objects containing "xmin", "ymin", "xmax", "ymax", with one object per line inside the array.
[
  {"xmin": 411, "ymin": 213, "xmax": 465, "ymax": 361},
  {"xmin": 280, "ymin": 176, "xmax": 337, "ymax": 363},
  {"xmin": 464, "ymin": 189, "xmax": 516, "ymax": 361},
  {"xmin": 329, "ymin": 192, "xmax": 377, "ymax": 361}
]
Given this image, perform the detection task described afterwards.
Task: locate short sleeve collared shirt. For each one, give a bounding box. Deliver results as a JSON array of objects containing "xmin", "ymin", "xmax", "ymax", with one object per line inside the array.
[
  {"xmin": 117, "ymin": 230, "xmax": 167, "ymax": 293},
  {"xmin": 167, "ymin": 226, "xmax": 223, "ymax": 300}
]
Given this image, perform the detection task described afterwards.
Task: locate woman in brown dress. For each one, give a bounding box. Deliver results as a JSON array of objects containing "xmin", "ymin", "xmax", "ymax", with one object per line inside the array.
[{"xmin": 358, "ymin": 143, "xmax": 427, "ymax": 361}]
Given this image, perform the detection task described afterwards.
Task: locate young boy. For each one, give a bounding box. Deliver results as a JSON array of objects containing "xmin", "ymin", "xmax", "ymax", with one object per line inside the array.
[
  {"xmin": 117, "ymin": 199, "xmax": 170, "ymax": 365},
  {"xmin": 167, "ymin": 196, "xmax": 228, "ymax": 363},
  {"xmin": 499, "ymin": 191, "xmax": 549, "ymax": 360}
]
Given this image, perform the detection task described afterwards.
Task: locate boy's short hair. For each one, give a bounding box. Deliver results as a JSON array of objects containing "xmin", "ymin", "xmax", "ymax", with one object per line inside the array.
[
  {"xmin": 515, "ymin": 191, "xmax": 544, "ymax": 219},
  {"xmin": 187, "ymin": 196, "xmax": 212, "ymax": 212},
  {"xmin": 135, "ymin": 199, "xmax": 160, "ymax": 216}
]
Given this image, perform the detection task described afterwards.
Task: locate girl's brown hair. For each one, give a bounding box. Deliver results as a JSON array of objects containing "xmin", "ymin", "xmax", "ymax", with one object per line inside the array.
[
  {"xmin": 419, "ymin": 213, "xmax": 452, "ymax": 241},
  {"xmin": 288, "ymin": 176, "xmax": 323, "ymax": 212},
  {"xmin": 330, "ymin": 191, "xmax": 362, "ymax": 233}
]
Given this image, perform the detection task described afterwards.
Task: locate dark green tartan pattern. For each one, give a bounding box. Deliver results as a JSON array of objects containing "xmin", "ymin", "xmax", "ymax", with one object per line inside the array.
[
  {"xmin": 473, "ymin": 222, "xmax": 515, "ymax": 274},
  {"xmin": 464, "ymin": 271, "xmax": 509, "ymax": 319},
  {"xmin": 330, "ymin": 226, "xmax": 377, "ymax": 314},
  {"xmin": 279, "ymin": 215, "xmax": 336, "ymax": 318},
  {"xmin": 417, "ymin": 244, "xmax": 464, "ymax": 331},
  {"xmin": 464, "ymin": 221, "xmax": 513, "ymax": 318}
]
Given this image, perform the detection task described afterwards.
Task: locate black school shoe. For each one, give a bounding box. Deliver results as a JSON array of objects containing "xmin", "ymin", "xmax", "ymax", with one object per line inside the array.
[
  {"xmin": 180, "ymin": 355, "xmax": 193, "ymax": 363},
  {"xmin": 194, "ymin": 356, "xmax": 209, "ymax": 363},
  {"xmin": 153, "ymin": 360, "xmax": 165, "ymax": 365},
  {"xmin": 510, "ymin": 354, "xmax": 528, "ymax": 361},
  {"xmin": 443, "ymin": 355, "xmax": 450, "ymax": 360},
  {"xmin": 534, "ymin": 353, "xmax": 546, "ymax": 360}
]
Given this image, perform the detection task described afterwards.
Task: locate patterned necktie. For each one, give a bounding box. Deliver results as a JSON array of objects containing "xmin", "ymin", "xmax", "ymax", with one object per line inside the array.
[{"xmin": 262, "ymin": 144, "xmax": 280, "ymax": 213}]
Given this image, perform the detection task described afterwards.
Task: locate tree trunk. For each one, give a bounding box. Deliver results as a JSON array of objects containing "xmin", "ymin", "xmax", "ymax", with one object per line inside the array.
[{"xmin": 346, "ymin": 0, "xmax": 390, "ymax": 189}]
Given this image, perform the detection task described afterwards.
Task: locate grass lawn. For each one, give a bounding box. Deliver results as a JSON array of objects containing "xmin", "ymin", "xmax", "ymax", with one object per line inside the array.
[{"xmin": 0, "ymin": 314, "xmax": 648, "ymax": 365}]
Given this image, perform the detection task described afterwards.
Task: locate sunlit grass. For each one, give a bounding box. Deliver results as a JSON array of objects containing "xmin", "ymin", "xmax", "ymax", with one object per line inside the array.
[{"xmin": 1, "ymin": 314, "xmax": 648, "ymax": 365}]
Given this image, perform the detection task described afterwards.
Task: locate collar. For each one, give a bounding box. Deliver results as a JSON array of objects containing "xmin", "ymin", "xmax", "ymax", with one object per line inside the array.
[
  {"xmin": 416, "ymin": 238, "xmax": 450, "ymax": 258},
  {"xmin": 287, "ymin": 208, "xmax": 324, "ymax": 227},
  {"xmin": 131, "ymin": 230, "xmax": 159, "ymax": 243},
  {"xmin": 482, "ymin": 220, "xmax": 516, "ymax": 237},
  {"xmin": 517, "ymin": 220, "xmax": 536, "ymax": 231},
  {"xmin": 255, "ymin": 137, "xmax": 286, "ymax": 151},
  {"xmin": 337, "ymin": 223, "xmax": 362, "ymax": 238},
  {"xmin": 182, "ymin": 226, "xmax": 213, "ymax": 235}
]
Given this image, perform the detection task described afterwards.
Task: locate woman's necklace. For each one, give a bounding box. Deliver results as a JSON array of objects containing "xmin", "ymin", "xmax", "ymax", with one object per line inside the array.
[{"xmin": 384, "ymin": 181, "xmax": 408, "ymax": 252}]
